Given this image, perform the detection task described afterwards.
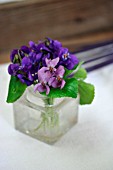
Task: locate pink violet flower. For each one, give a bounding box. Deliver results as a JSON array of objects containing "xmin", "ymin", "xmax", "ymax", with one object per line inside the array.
[
  {"xmin": 34, "ymin": 82, "xmax": 50, "ymax": 95},
  {"xmin": 34, "ymin": 67, "xmax": 51, "ymax": 95},
  {"xmin": 45, "ymin": 57, "xmax": 59, "ymax": 73},
  {"xmin": 49, "ymin": 65, "xmax": 66, "ymax": 89},
  {"xmin": 34, "ymin": 58, "xmax": 65, "ymax": 94}
]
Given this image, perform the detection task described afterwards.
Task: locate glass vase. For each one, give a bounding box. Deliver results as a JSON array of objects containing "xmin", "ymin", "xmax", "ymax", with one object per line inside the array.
[{"xmin": 13, "ymin": 86, "xmax": 79, "ymax": 144}]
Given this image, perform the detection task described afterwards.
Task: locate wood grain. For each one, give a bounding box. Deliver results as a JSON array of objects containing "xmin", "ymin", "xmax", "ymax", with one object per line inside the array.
[
  {"xmin": 1, "ymin": 29, "xmax": 113, "ymax": 64},
  {"xmin": 0, "ymin": 0, "xmax": 113, "ymax": 63}
]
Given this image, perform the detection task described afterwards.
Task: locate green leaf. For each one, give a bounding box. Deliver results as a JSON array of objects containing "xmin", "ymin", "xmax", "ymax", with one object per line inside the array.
[
  {"xmin": 7, "ymin": 76, "xmax": 27, "ymax": 103},
  {"xmin": 41, "ymin": 78, "xmax": 78, "ymax": 98},
  {"xmin": 78, "ymin": 80, "xmax": 95, "ymax": 105},
  {"xmin": 74, "ymin": 68, "xmax": 87, "ymax": 80},
  {"xmin": 64, "ymin": 68, "xmax": 74, "ymax": 79},
  {"xmin": 64, "ymin": 61, "xmax": 84, "ymax": 79}
]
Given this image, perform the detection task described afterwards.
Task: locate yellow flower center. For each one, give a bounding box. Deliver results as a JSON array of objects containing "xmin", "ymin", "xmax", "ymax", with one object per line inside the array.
[
  {"xmin": 49, "ymin": 66, "xmax": 54, "ymax": 72},
  {"xmin": 63, "ymin": 53, "xmax": 68, "ymax": 59},
  {"xmin": 57, "ymin": 76, "xmax": 62, "ymax": 82}
]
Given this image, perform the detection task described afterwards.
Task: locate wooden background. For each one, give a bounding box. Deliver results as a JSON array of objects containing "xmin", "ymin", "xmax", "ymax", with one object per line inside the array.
[{"xmin": 0, "ymin": 0, "xmax": 113, "ymax": 63}]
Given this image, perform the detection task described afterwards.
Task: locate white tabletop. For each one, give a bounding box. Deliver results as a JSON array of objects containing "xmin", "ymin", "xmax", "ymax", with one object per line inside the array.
[{"xmin": 0, "ymin": 63, "xmax": 113, "ymax": 170}]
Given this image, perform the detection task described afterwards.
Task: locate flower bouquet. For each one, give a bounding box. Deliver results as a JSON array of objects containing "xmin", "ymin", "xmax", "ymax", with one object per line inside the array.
[{"xmin": 7, "ymin": 38, "xmax": 95, "ymax": 144}]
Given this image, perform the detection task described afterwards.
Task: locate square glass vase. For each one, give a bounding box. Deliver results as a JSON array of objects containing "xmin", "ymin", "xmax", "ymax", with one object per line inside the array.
[{"xmin": 13, "ymin": 86, "xmax": 79, "ymax": 144}]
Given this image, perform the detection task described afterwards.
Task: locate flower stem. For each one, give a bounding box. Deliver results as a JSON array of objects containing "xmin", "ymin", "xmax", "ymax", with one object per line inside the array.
[{"xmin": 34, "ymin": 97, "xmax": 59, "ymax": 131}]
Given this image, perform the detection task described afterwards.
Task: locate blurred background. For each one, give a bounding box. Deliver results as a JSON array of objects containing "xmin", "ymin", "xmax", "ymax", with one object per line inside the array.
[{"xmin": 0, "ymin": 0, "xmax": 113, "ymax": 63}]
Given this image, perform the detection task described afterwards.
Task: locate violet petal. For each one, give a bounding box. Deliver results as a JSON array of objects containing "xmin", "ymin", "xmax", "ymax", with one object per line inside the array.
[
  {"xmin": 46, "ymin": 57, "xmax": 59, "ymax": 68},
  {"xmin": 45, "ymin": 85, "xmax": 50, "ymax": 95},
  {"xmin": 22, "ymin": 57, "xmax": 31, "ymax": 69},
  {"xmin": 21, "ymin": 46, "xmax": 30, "ymax": 54},
  {"xmin": 38, "ymin": 67, "xmax": 52, "ymax": 83},
  {"xmin": 10, "ymin": 49, "xmax": 18, "ymax": 62},
  {"xmin": 8, "ymin": 64, "xmax": 19, "ymax": 75},
  {"xmin": 60, "ymin": 79, "xmax": 66, "ymax": 89},
  {"xmin": 48, "ymin": 77, "xmax": 56, "ymax": 86},
  {"xmin": 56, "ymin": 65, "xmax": 65, "ymax": 77}
]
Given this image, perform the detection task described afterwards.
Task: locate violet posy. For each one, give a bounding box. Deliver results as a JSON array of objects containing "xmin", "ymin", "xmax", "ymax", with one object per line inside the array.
[{"xmin": 7, "ymin": 38, "xmax": 95, "ymax": 105}]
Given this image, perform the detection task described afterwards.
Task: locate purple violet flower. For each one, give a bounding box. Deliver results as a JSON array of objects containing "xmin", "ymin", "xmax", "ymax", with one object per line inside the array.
[
  {"xmin": 29, "ymin": 52, "xmax": 42, "ymax": 64},
  {"xmin": 17, "ymin": 74, "xmax": 33, "ymax": 86},
  {"xmin": 21, "ymin": 57, "xmax": 32, "ymax": 69},
  {"xmin": 29, "ymin": 40, "xmax": 52, "ymax": 67},
  {"xmin": 29, "ymin": 41, "xmax": 37, "ymax": 51},
  {"xmin": 10, "ymin": 49, "xmax": 18, "ymax": 63},
  {"xmin": 59, "ymin": 47, "xmax": 79, "ymax": 70},
  {"xmin": 46, "ymin": 38, "xmax": 62, "ymax": 51},
  {"xmin": 29, "ymin": 41, "xmax": 50, "ymax": 53},
  {"xmin": 20, "ymin": 45, "xmax": 30, "ymax": 54},
  {"xmin": 8, "ymin": 63, "xmax": 20, "ymax": 75},
  {"xmin": 42, "ymin": 53, "xmax": 51, "ymax": 66}
]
